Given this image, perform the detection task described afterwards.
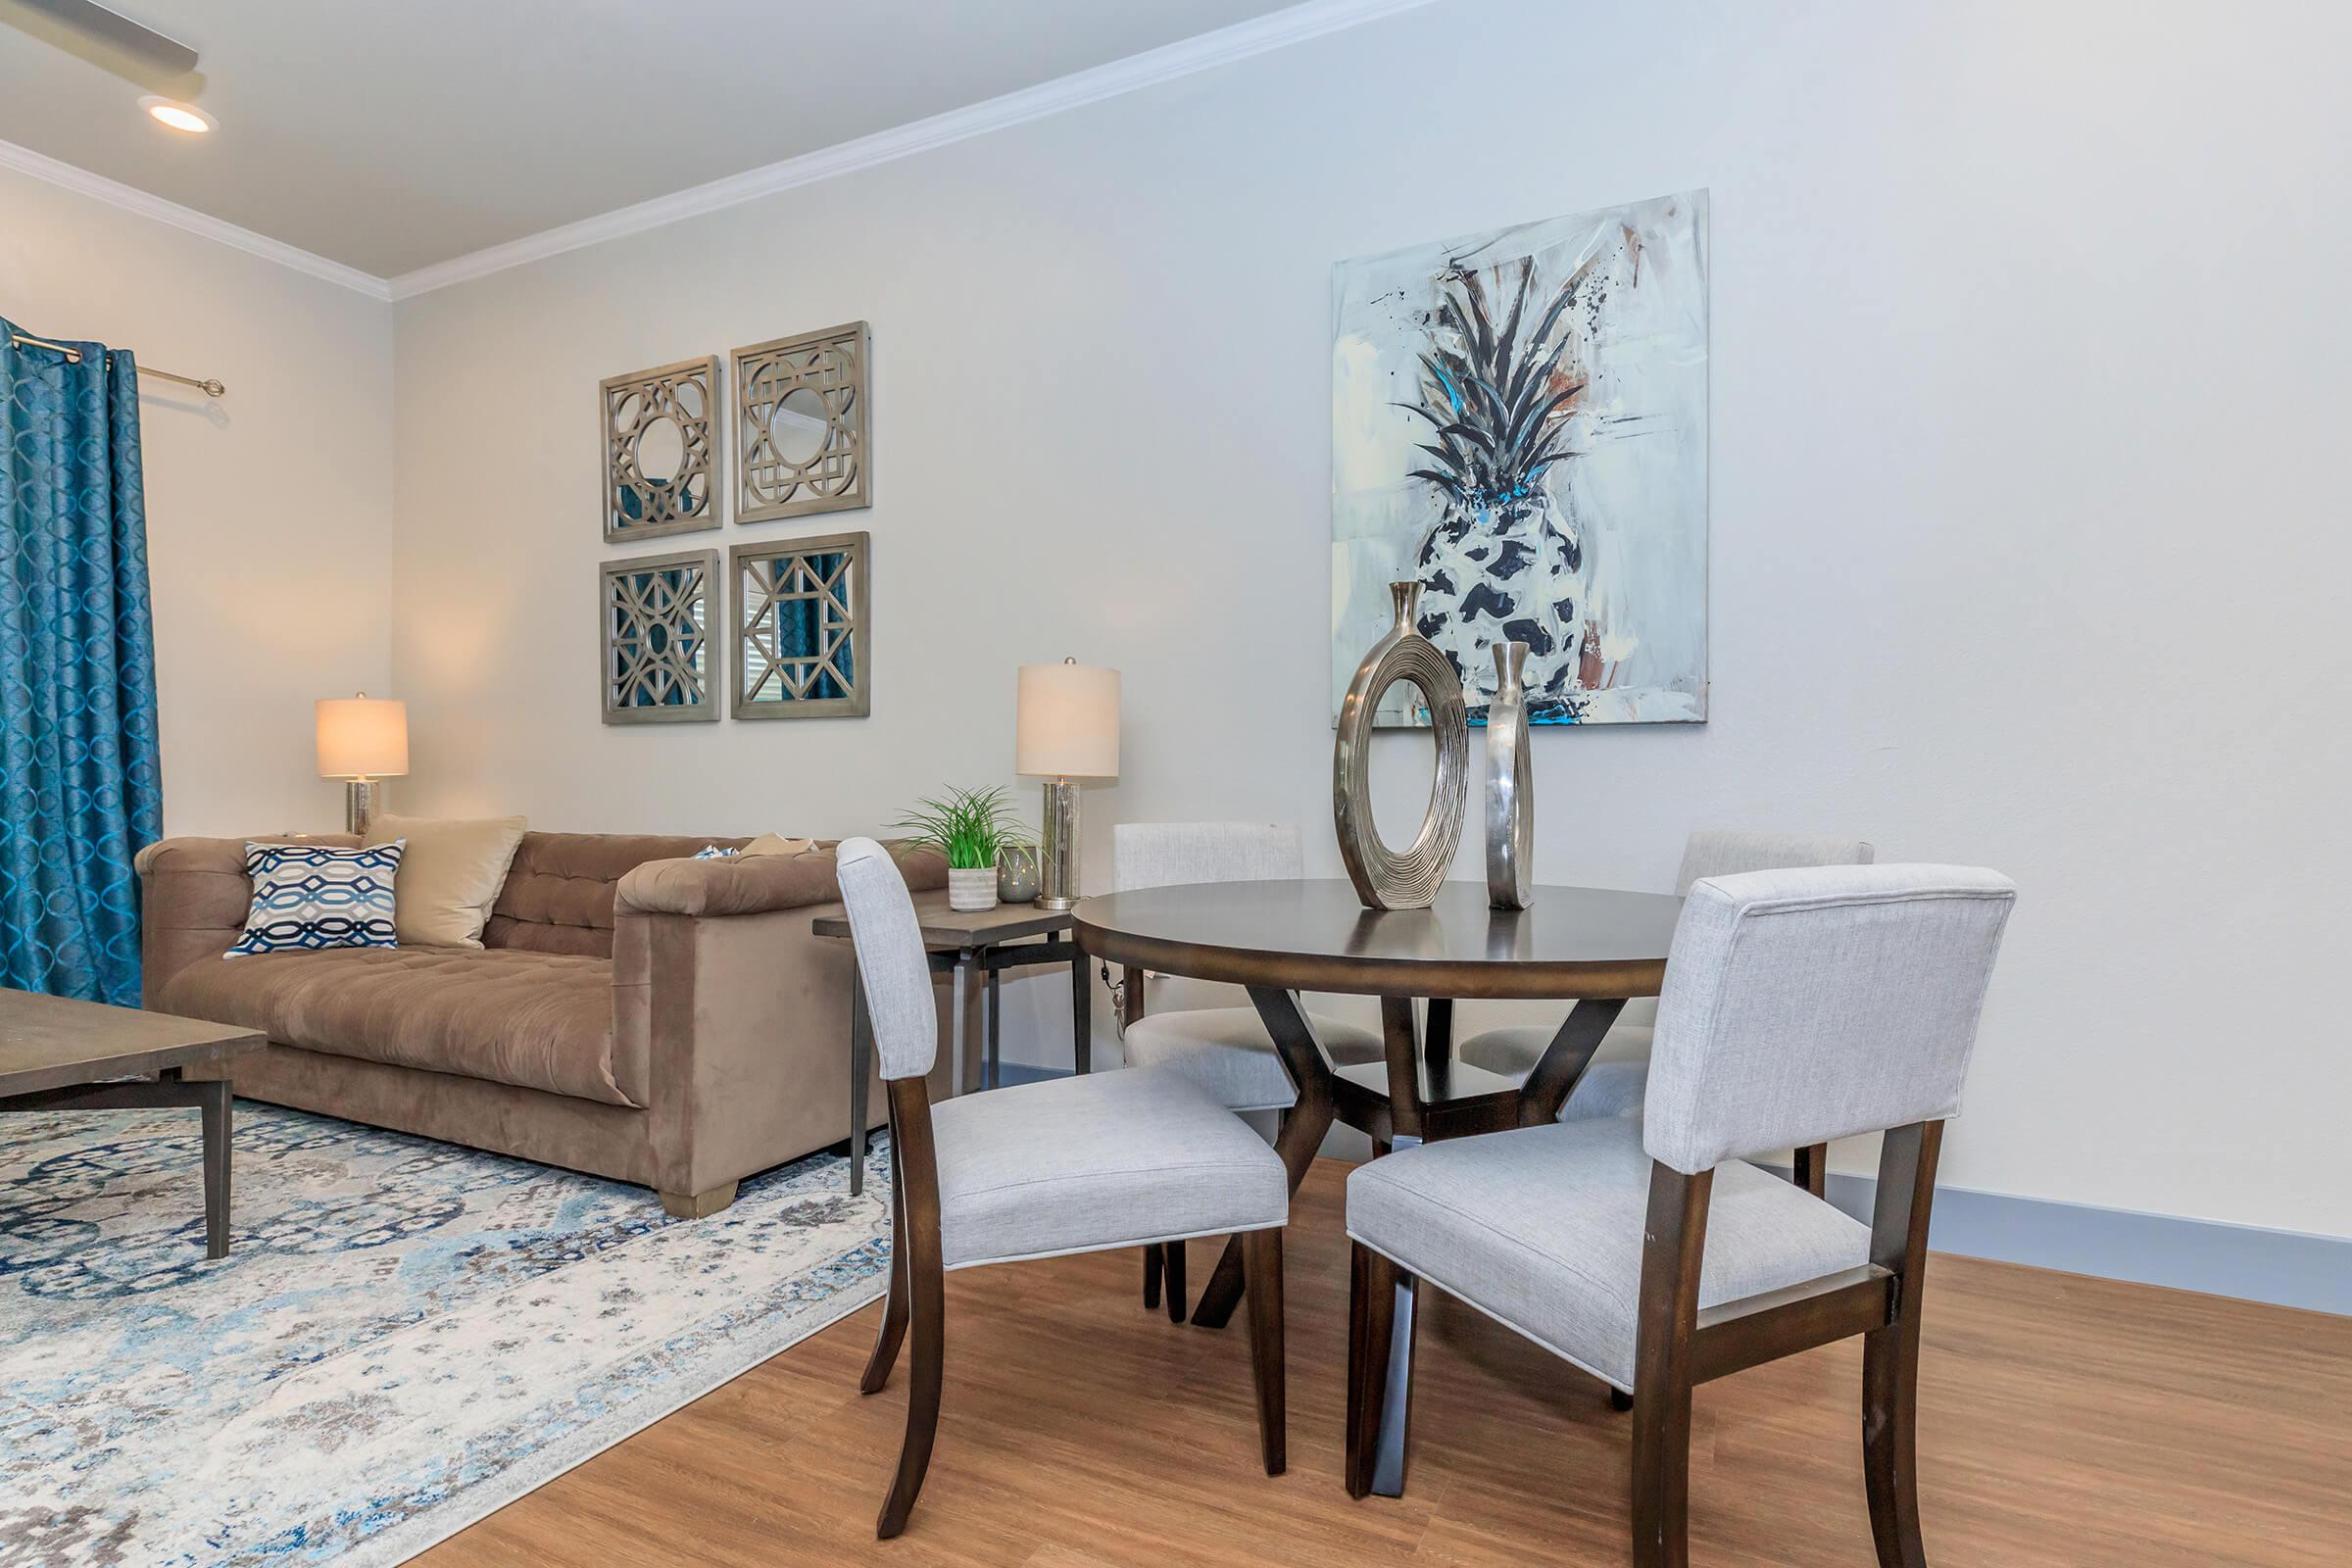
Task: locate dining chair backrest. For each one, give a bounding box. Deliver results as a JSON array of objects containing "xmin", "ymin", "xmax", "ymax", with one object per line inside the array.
[
  {"xmin": 1597, "ymin": 831, "xmax": 1879, "ymax": 1035},
  {"xmin": 834, "ymin": 837, "xmax": 938, "ymax": 1083},
  {"xmin": 1113, "ymin": 822, "xmax": 1301, "ymax": 893},
  {"xmin": 1642, "ymin": 863, "xmax": 2015, "ymax": 1175},
  {"xmin": 1673, "ymin": 829, "xmax": 1876, "ymax": 895}
]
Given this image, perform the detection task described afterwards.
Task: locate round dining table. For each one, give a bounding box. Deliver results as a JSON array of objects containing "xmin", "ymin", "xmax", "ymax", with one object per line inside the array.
[{"xmin": 1073, "ymin": 876, "xmax": 1686, "ymax": 1494}]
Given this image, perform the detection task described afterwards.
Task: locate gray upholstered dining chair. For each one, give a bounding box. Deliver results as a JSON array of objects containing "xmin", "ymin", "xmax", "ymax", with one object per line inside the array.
[
  {"xmin": 1459, "ymin": 828, "xmax": 1875, "ymax": 1195},
  {"xmin": 1345, "ymin": 863, "xmax": 2014, "ymax": 1568},
  {"xmin": 1112, "ymin": 821, "xmax": 1381, "ymax": 1320},
  {"xmin": 835, "ymin": 838, "xmax": 1290, "ymax": 1539}
]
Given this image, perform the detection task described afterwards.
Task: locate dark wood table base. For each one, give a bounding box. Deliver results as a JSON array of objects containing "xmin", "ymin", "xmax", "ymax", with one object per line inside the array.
[
  {"xmin": 1071, "ymin": 878, "xmax": 1682, "ymax": 1499},
  {"xmin": 2, "ymin": 1069, "xmax": 237, "ymax": 1258},
  {"xmin": 1180, "ymin": 987, "xmax": 1625, "ymax": 1495}
]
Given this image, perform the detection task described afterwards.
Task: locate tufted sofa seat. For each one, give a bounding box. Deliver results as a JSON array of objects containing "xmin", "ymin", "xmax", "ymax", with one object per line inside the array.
[
  {"xmin": 161, "ymin": 947, "xmax": 631, "ymax": 1105},
  {"xmin": 135, "ymin": 830, "xmax": 955, "ymax": 1215}
]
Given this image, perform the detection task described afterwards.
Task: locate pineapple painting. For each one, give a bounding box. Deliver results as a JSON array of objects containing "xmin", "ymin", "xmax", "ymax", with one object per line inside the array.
[
  {"xmin": 1332, "ymin": 191, "xmax": 1709, "ymax": 727},
  {"xmin": 1403, "ymin": 261, "xmax": 1593, "ymax": 721}
]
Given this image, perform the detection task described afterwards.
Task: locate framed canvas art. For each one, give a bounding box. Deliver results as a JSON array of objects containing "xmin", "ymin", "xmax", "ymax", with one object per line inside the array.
[{"xmin": 1332, "ymin": 190, "xmax": 1709, "ymax": 725}]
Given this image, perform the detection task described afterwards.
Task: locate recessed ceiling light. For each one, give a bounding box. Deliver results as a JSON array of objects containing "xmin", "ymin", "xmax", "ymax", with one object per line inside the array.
[{"xmin": 138, "ymin": 96, "xmax": 216, "ymax": 134}]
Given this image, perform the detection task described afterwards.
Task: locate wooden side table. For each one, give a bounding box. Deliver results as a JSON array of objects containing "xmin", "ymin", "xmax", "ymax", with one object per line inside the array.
[{"xmin": 812, "ymin": 892, "xmax": 1092, "ymax": 1196}]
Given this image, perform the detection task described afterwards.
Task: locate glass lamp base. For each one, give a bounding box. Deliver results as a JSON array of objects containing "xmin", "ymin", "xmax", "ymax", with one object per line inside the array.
[
  {"xmin": 344, "ymin": 779, "xmax": 380, "ymax": 836},
  {"xmin": 1038, "ymin": 778, "xmax": 1080, "ymax": 909}
]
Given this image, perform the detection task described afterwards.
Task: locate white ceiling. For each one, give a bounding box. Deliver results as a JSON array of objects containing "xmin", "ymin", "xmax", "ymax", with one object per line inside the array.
[{"xmin": 0, "ymin": 0, "xmax": 1310, "ymax": 279}]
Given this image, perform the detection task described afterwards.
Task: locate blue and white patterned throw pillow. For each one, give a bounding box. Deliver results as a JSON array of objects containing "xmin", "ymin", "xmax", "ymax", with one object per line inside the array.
[
  {"xmin": 225, "ymin": 841, "xmax": 405, "ymax": 956},
  {"xmin": 692, "ymin": 844, "xmax": 740, "ymax": 859}
]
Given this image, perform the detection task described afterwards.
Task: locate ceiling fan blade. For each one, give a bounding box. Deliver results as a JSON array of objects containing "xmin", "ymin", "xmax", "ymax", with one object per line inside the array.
[{"xmin": 15, "ymin": 0, "xmax": 199, "ymax": 74}]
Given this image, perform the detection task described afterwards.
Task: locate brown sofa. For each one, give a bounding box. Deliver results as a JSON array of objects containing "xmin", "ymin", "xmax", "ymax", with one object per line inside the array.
[{"xmin": 135, "ymin": 831, "xmax": 952, "ymax": 1216}]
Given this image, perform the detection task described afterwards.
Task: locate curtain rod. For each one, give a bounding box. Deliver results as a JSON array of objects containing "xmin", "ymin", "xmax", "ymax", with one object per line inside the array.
[{"xmin": 6, "ymin": 329, "xmax": 225, "ymax": 399}]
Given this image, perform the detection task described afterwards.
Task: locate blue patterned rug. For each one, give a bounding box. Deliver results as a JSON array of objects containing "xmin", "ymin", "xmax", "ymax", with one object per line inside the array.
[{"xmin": 0, "ymin": 1102, "xmax": 892, "ymax": 1566}]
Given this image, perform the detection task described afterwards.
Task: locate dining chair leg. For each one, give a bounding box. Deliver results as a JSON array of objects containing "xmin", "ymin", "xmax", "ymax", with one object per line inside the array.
[
  {"xmin": 1863, "ymin": 1322, "xmax": 1930, "ymax": 1567},
  {"xmin": 860, "ymin": 1172, "xmax": 910, "ymax": 1395},
  {"xmin": 1630, "ymin": 1372, "xmax": 1694, "ymax": 1568},
  {"xmin": 1163, "ymin": 1236, "xmax": 1188, "ymax": 1323},
  {"xmin": 875, "ymin": 1212, "xmax": 946, "ymax": 1540},
  {"xmin": 1631, "ymin": 1162, "xmax": 1710, "ymax": 1568},
  {"xmin": 1345, "ymin": 1242, "xmax": 1391, "ymax": 1498},
  {"xmin": 1243, "ymin": 1227, "xmax": 1286, "ymax": 1475},
  {"xmin": 1143, "ymin": 1242, "xmax": 1164, "ymax": 1310},
  {"xmin": 1864, "ymin": 1121, "xmax": 1940, "ymax": 1568},
  {"xmin": 1794, "ymin": 1142, "xmax": 1829, "ymax": 1198}
]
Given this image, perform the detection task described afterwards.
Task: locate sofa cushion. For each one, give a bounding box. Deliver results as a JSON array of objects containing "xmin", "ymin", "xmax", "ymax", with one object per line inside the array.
[
  {"xmin": 743, "ymin": 832, "xmax": 818, "ymax": 857},
  {"xmin": 484, "ymin": 833, "xmax": 746, "ymax": 957},
  {"xmin": 160, "ymin": 946, "xmax": 638, "ymax": 1107},
  {"xmin": 363, "ymin": 812, "xmax": 528, "ymax": 949},
  {"xmin": 224, "ymin": 841, "xmax": 404, "ymax": 956}
]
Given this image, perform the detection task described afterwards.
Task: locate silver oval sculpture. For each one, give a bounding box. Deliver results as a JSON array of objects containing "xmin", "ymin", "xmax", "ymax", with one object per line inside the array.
[
  {"xmin": 1334, "ymin": 581, "xmax": 1470, "ymax": 910},
  {"xmin": 1485, "ymin": 640, "xmax": 1534, "ymax": 909}
]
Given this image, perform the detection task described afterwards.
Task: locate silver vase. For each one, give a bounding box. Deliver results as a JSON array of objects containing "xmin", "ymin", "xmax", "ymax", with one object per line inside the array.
[
  {"xmin": 1485, "ymin": 640, "xmax": 1534, "ymax": 909},
  {"xmin": 1333, "ymin": 580, "xmax": 1470, "ymax": 910}
]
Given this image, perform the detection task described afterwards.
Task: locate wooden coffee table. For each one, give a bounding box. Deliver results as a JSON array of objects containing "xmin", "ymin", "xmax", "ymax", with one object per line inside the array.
[{"xmin": 0, "ymin": 987, "xmax": 264, "ymax": 1258}]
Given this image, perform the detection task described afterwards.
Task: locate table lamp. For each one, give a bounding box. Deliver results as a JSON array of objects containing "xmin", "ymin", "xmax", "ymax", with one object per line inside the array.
[
  {"xmin": 316, "ymin": 693, "xmax": 409, "ymax": 834},
  {"xmin": 1015, "ymin": 659, "xmax": 1119, "ymax": 910}
]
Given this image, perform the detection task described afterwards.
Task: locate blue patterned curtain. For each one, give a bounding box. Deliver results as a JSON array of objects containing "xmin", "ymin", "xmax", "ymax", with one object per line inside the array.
[{"xmin": 0, "ymin": 317, "xmax": 164, "ymax": 1005}]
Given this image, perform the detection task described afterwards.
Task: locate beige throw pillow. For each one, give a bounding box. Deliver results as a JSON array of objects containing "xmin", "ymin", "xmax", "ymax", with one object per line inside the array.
[
  {"xmin": 742, "ymin": 832, "xmax": 817, "ymax": 857},
  {"xmin": 362, "ymin": 813, "xmax": 527, "ymax": 949}
]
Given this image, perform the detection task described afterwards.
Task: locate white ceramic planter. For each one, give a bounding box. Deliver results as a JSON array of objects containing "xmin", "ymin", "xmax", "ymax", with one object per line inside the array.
[{"xmin": 947, "ymin": 867, "xmax": 999, "ymax": 913}]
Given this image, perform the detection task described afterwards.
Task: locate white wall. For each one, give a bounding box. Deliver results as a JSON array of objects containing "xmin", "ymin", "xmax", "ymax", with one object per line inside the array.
[
  {"xmin": 1, "ymin": 164, "xmax": 396, "ymax": 835},
  {"xmin": 386, "ymin": 0, "xmax": 2350, "ymax": 1240}
]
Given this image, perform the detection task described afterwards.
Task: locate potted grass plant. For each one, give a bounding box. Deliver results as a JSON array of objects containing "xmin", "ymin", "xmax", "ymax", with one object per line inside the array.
[{"xmin": 895, "ymin": 786, "xmax": 1032, "ymax": 913}]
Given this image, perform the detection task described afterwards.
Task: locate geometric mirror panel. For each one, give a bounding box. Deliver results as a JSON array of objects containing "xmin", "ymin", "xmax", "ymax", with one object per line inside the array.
[
  {"xmin": 603, "ymin": 356, "xmax": 721, "ymax": 542},
  {"xmin": 601, "ymin": 549, "xmax": 719, "ymax": 724},
  {"xmin": 734, "ymin": 321, "xmax": 869, "ymax": 522},
  {"xmin": 731, "ymin": 531, "xmax": 869, "ymax": 719}
]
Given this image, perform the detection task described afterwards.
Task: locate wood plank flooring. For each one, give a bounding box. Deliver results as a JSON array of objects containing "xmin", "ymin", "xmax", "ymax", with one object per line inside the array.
[{"xmin": 418, "ymin": 1158, "xmax": 2352, "ymax": 1566}]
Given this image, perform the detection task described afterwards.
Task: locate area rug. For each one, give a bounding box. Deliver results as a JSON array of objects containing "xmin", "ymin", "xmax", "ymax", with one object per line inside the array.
[{"xmin": 0, "ymin": 1102, "xmax": 893, "ymax": 1567}]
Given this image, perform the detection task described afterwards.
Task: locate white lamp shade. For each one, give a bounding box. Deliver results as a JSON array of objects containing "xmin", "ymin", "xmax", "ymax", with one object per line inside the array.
[
  {"xmin": 316, "ymin": 696, "xmax": 409, "ymax": 779},
  {"xmin": 1015, "ymin": 662, "xmax": 1120, "ymax": 779}
]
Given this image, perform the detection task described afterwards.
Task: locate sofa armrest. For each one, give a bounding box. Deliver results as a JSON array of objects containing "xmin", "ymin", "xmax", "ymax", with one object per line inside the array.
[
  {"xmin": 136, "ymin": 833, "xmax": 359, "ymax": 1006},
  {"xmin": 615, "ymin": 843, "xmax": 947, "ymax": 918},
  {"xmin": 611, "ymin": 842, "xmax": 953, "ymax": 1199}
]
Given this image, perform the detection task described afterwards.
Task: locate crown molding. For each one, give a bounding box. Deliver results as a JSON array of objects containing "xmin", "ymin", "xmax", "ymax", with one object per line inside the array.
[
  {"xmin": 385, "ymin": 0, "xmax": 1438, "ymax": 301},
  {"xmin": 2, "ymin": 0, "xmax": 1432, "ymax": 308},
  {"xmin": 0, "ymin": 137, "xmax": 393, "ymax": 302}
]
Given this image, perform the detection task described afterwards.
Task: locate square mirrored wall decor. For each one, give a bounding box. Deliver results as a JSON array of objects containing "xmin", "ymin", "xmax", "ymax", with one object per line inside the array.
[
  {"xmin": 732, "ymin": 532, "xmax": 869, "ymax": 719},
  {"xmin": 734, "ymin": 322, "xmax": 870, "ymax": 521},
  {"xmin": 601, "ymin": 549, "xmax": 718, "ymax": 724},
  {"xmin": 603, "ymin": 356, "xmax": 721, "ymax": 541}
]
